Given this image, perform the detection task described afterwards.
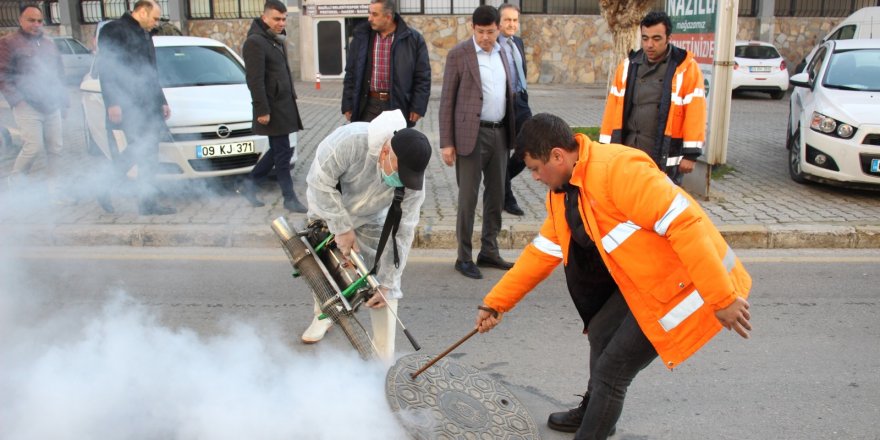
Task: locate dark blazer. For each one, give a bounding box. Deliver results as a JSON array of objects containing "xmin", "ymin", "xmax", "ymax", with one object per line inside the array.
[
  {"xmin": 439, "ymin": 38, "xmax": 516, "ymax": 156},
  {"xmin": 242, "ymin": 18, "xmax": 303, "ymax": 136},
  {"xmin": 96, "ymin": 12, "xmax": 167, "ymax": 124},
  {"xmin": 341, "ymin": 15, "xmax": 431, "ymax": 128},
  {"xmin": 503, "ymin": 35, "xmax": 532, "ymax": 133}
]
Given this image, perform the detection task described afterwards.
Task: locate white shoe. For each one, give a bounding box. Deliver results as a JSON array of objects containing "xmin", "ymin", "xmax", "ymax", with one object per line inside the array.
[{"xmin": 301, "ymin": 315, "xmax": 333, "ymax": 344}]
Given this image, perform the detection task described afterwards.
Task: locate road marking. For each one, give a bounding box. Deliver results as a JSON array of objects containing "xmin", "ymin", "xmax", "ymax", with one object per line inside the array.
[{"xmin": 5, "ymin": 249, "xmax": 880, "ymax": 263}]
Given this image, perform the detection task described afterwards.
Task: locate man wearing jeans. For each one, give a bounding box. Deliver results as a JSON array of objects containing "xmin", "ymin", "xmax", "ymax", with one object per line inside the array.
[
  {"xmin": 0, "ymin": 5, "xmax": 68, "ymax": 198},
  {"xmin": 476, "ymin": 114, "xmax": 752, "ymax": 439}
]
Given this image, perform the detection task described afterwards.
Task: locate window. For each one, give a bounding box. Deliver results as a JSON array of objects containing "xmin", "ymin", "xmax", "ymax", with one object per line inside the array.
[
  {"xmin": 80, "ymin": 0, "xmax": 169, "ymax": 24},
  {"xmin": 807, "ymin": 46, "xmax": 826, "ymax": 82},
  {"xmin": 187, "ymin": 0, "xmax": 263, "ymax": 19},
  {"xmin": 156, "ymin": 45, "xmax": 246, "ymax": 87},
  {"xmin": 735, "ymin": 44, "xmax": 782, "ymax": 60},
  {"xmin": 775, "ymin": 0, "xmax": 875, "ymax": 17},
  {"xmin": 0, "ymin": 1, "xmax": 59, "ymax": 27},
  {"xmin": 68, "ymin": 38, "xmax": 93, "ymax": 54},
  {"xmin": 54, "ymin": 39, "xmax": 73, "ymax": 55},
  {"xmin": 522, "ymin": 0, "xmax": 664, "ymax": 16}
]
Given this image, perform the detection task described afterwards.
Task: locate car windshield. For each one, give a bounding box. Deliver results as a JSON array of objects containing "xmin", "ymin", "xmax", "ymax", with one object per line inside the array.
[
  {"xmin": 735, "ymin": 45, "xmax": 780, "ymax": 59},
  {"xmin": 156, "ymin": 45, "xmax": 245, "ymax": 87},
  {"xmin": 823, "ymin": 49, "xmax": 880, "ymax": 91}
]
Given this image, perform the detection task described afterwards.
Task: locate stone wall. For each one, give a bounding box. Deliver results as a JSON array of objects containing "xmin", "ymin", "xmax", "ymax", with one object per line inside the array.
[
  {"xmin": 408, "ymin": 14, "xmax": 847, "ymax": 85},
  {"xmin": 773, "ymin": 16, "xmax": 843, "ymax": 69},
  {"xmin": 187, "ymin": 17, "xmax": 301, "ymax": 78}
]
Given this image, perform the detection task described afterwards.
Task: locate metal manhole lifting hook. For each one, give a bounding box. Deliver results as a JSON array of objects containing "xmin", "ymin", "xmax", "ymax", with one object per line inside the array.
[{"xmin": 410, "ymin": 306, "xmax": 498, "ymax": 380}]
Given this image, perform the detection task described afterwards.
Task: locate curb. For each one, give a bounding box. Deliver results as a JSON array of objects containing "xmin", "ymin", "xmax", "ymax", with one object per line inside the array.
[{"xmin": 2, "ymin": 223, "xmax": 879, "ymax": 249}]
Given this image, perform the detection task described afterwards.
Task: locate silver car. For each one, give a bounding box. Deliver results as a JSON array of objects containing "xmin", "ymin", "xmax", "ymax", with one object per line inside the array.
[
  {"xmin": 80, "ymin": 36, "xmax": 295, "ymax": 180},
  {"xmin": 51, "ymin": 36, "xmax": 93, "ymax": 84}
]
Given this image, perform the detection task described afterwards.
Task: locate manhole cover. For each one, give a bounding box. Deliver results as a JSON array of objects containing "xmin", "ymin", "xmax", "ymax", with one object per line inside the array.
[{"xmin": 386, "ymin": 353, "xmax": 539, "ymax": 439}]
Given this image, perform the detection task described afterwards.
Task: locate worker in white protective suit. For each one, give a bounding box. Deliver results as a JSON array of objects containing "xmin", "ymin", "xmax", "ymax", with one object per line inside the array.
[{"xmin": 302, "ymin": 110, "xmax": 432, "ymax": 363}]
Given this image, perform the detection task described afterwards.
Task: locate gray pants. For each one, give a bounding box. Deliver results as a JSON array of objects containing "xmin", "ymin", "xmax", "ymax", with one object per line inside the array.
[
  {"xmin": 11, "ymin": 102, "xmax": 63, "ymax": 181},
  {"xmin": 455, "ymin": 125, "xmax": 508, "ymax": 263}
]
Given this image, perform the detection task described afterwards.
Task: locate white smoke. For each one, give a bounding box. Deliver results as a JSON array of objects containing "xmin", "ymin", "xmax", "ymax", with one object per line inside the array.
[{"xmin": 0, "ymin": 256, "xmax": 407, "ymax": 439}]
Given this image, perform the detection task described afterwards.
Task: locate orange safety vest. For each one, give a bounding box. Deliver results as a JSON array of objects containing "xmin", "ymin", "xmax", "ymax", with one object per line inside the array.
[
  {"xmin": 599, "ymin": 47, "xmax": 706, "ymax": 181},
  {"xmin": 483, "ymin": 134, "xmax": 751, "ymax": 369}
]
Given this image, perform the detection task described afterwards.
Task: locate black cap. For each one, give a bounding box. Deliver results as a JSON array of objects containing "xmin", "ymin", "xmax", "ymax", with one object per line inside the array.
[{"xmin": 390, "ymin": 128, "xmax": 432, "ymax": 191}]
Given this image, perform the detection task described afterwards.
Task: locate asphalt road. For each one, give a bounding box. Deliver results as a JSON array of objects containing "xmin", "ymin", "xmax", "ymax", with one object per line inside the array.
[{"xmin": 1, "ymin": 247, "xmax": 879, "ymax": 439}]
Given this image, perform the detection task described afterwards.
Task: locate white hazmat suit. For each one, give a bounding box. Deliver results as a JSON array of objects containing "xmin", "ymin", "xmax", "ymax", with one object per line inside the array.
[{"xmin": 305, "ymin": 110, "xmax": 426, "ymax": 362}]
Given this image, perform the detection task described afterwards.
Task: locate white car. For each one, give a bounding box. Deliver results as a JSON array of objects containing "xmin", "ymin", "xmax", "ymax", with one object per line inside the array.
[
  {"xmin": 786, "ymin": 39, "xmax": 880, "ymax": 189},
  {"xmin": 731, "ymin": 41, "xmax": 789, "ymax": 99},
  {"xmin": 81, "ymin": 36, "xmax": 295, "ymax": 180}
]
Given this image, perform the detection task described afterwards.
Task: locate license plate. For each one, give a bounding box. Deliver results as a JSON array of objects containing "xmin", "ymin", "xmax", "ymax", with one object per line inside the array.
[
  {"xmin": 750, "ymin": 66, "xmax": 771, "ymax": 73},
  {"xmin": 196, "ymin": 140, "xmax": 254, "ymax": 158},
  {"xmin": 872, "ymin": 159, "xmax": 880, "ymax": 173}
]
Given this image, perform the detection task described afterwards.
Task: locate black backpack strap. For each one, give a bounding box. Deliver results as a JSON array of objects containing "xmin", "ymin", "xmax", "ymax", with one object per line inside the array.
[{"xmin": 371, "ymin": 186, "xmax": 405, "ymax": 274}]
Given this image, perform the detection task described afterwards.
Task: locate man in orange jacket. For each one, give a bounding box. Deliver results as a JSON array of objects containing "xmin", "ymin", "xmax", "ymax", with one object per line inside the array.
[
  {"xmin": 599, "ymin": 11, "xmax": 706, "ymax": 184},
  {"xmin": 475, "ymin": 113, "xmax": 752, "ymax": 439}
]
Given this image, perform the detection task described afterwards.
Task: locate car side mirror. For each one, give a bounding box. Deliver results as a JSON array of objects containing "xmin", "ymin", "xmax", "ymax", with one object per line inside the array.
[{"xmin": 790, "ymin": 72, "xmax": 810, "ymax": 88}]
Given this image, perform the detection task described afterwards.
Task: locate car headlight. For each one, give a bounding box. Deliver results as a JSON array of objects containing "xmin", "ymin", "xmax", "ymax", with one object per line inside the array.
[{"xmin": 809, "ymin": 112, "xmax": 856, "ymax": 139}]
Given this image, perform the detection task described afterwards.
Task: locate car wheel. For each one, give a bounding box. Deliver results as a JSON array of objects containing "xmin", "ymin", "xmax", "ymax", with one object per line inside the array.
[
  {"xmin": 770, "ymin": 90, "xmax": 785, "ymax": 100},
  {"xmin": 787, "ymin": 127, "xmax": 808, "ymax": 184}
]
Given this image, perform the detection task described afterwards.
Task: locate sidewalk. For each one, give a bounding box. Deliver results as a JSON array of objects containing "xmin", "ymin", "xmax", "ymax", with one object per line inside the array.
[{"xmin": 1, "ymin": 81, "xmax": 878, "ymax": 249}]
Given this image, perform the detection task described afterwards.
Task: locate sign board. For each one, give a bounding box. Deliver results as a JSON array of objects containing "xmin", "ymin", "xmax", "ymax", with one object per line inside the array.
[
  {"xmin": 305, "ymin": 4, "xmax": 369, "ymax": 16},
  {"xmin": 668, "ymin": 0, "xmax": 719, "ymax": 198}
]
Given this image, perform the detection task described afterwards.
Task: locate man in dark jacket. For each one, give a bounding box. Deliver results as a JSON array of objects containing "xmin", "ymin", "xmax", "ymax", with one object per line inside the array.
[
  {"xmin": 238, "ymin": 0, "xmax": 306, "ymax": 213},
  {"xmin": 341, "ymin": 0, "xmax": 430, "ymax": 128},
  {"xmin": 96, "ymin": 0, "xmax": 174, "ymax": 215},
  {"xmin": 0, "ymin": 5, "xmax": 68, "ymax": 198}
]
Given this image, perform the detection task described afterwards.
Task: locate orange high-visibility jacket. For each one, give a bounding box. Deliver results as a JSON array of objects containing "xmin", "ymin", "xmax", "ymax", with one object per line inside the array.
[
  {"xmin": 483, "ymin": 134, "xmax": 751, "ymax": 369},
  {"xmin": 599, "ymin": 46, "xmax": 706, "ymax": 181}
]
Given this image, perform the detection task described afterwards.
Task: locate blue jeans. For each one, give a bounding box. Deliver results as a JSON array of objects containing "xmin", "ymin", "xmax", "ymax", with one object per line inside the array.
[
  {"xmin": 575, "ymin": 291, "xmax": 658, "ymax": 440},
  {"xmin": 249, "ymin": 134, "xmax": 294, "ymax": 200}
]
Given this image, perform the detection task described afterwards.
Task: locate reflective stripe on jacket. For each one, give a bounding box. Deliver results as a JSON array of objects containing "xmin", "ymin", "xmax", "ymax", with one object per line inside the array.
[
  {"xmin": 599, "ymin": 46, "xmax": 706, "ymax": 181},
  {"xmin": 483, "ymin": 134, "xmax": 751, "ymax": 369}
]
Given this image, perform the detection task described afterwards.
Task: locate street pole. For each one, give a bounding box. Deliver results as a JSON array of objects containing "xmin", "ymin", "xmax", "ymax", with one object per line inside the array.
[{"xmin": 707, "ymin": 0, "xmax": 738, "ymax": 167}]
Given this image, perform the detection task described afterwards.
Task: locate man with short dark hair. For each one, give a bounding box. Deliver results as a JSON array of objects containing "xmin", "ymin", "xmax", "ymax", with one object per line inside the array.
[
  {"xmin": 96, "ymin": 0, "xmax": 175, "ymax": 215},
  {"xmin": 342, "ymin": 0, "xmax": 430, "ymax": 127},
  {"xmin": 238, "ymin": 0, "xmax": 307, "ymax": 213},
  {"xmin": 0, "ymin": 5, "xmax": 68, "ymax": 200},
  {"xmin": 497, "ymin": 3, "xmax": 531, "ymax": 216},
  {"xmin": 440, "ymin": 5, "xmax": 517, "ymax": 280},
  {"xmin": 600, "ymin": 11, "xmax": 706, "ymax": 184},
  {"xmin": 476, "ymin": 113, "xmax": 752, "ymax": 439}
]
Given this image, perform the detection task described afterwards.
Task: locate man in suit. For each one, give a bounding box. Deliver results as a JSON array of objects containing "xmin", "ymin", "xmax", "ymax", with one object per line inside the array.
[
  {"xmin": 96, "ymin": 0, "xmax": 175, "ymax": 215},
  {"xmin": 238, "ymin": 0, "xmax": 307, "ymax": 213},
  {"xmin": 497, "ymin": 3, "xmax": 531, "ymax": 216},
  {"xmin": 439, "ymin": 5, "xmax": 516, "ymax": 280},
  {"xmin": 341, "ymin": 0, "xmax": 430, "ymax": 127}
]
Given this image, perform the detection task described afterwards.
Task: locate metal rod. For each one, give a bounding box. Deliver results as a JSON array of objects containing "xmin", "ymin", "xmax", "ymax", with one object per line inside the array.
[
  {"xmin": 410, "ymin": 328, "xmax": 478, "ymax": 380},
  {"xmin": 349, "ymin": 251, "xmax": 421, "ymax": 351}
]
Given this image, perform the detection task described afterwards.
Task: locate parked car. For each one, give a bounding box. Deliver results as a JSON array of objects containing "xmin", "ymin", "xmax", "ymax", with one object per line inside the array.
[
  {"xmin": 81, "ymin": 36, "xmax": 295, "ymax": 180},
  {"xmin": 786, "ymin": 39, "xmax": 880, "ymax": 189},
  {"xmin": 795, "ymin": 6, "xmax": 880, "ymax": 73},
  {"xmin": 732, "ymin": 41, "xmax": 789, "ymax": 99},
  {"xmin": 51, "ymin": 36, "xmax": 93, "ymax": 84}
]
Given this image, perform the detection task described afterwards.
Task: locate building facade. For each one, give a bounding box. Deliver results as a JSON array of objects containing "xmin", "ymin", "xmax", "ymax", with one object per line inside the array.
[{"xmin": 0, "ymin": 0, "xmax": 876, "ymax": 85}]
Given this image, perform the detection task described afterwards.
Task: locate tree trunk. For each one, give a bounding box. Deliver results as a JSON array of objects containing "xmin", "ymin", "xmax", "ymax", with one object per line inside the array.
[{"xmin": 600, "ymin": 0, "xmax": 655, "ymax": 90}]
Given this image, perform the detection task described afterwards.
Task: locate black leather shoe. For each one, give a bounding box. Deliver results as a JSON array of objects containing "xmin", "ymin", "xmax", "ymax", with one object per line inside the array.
[
  {"xmin": 97, "ymin": 194, "xmax": 114, "ymax": 214},
  {"xmin": 476, "ymin": 253, "xmax": 514, "ymax": 270},
  {"xmin": 547, "ymin": 393, "xmax": 616, "ymax": 435},
  {"xmin": 139, "ymin": 201, "xmax": 176, "ymax": 216},
  {"xmin": 283, "ymin": 196, "xmax": 307, "ymax": 213},
  {"xmin": 236, "ymin": 180, "xmax": 264, "ymax": 207},
  {"xmin": 504, "ymin": 202, "xmax": 525, "ymax": 216},
  {"xmin": 454, "ymin": 260, "xmax": 483, "ymax": 279}
]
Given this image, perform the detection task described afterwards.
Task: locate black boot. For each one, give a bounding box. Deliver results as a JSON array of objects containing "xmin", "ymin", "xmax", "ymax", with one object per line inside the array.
[
  {"xmin": 547, "ymin": 393, "xmax": 617, "ymax": 435},
  {"xmin": 283, "ymin": 193, "xmax": 307, "ymax": 213},
  {"xmin": 236, "ymin": 178, "xmax": 264, "ymax": 207}
]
